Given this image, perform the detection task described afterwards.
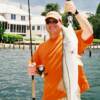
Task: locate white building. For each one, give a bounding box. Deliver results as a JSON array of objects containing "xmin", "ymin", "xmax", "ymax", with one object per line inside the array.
[{"xmin": 0, "ymin": 4, "xmax": 47, "ymax": 39}]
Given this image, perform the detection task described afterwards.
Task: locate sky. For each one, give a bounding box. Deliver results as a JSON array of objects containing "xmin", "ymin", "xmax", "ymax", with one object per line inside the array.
[{"xmin": 0, "ymin": 0, "xmax": 100, "ymax": 15}]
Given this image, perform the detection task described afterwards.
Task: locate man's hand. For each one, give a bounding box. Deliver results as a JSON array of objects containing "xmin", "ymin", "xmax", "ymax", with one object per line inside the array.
[
  {"xmin": 64, "ymin": 1, "xmax": 77, "ymax": 14},
  {"xmin": 28, "ymin": 63, "xmax": 36, "ymax": 76}
]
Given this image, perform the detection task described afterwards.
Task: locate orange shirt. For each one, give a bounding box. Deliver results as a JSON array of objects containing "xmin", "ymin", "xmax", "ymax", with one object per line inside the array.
[{"xmin": 32, "ymin": 30, "xmax": 93, "ymax": 100}]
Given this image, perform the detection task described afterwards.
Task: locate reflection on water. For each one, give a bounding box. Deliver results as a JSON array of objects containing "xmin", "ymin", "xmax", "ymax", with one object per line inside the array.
[{"xmin": 0, "ymin": 48, "xmax": 100, "ymax": 100}]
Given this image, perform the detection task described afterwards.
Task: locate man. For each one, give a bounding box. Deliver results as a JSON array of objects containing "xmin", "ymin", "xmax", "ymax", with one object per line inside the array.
[{"xmin": 28, "ymin": 1, "xmax": 93, "ymax": 100}]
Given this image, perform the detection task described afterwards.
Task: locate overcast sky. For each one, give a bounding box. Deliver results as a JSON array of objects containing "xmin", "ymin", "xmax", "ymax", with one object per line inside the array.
[{"xmin": 0, "ymin": 0, "xmax": 100, "ymax": 15}]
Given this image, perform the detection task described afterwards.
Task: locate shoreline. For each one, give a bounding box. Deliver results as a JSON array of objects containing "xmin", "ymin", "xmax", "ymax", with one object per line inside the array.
[
  {"xmin": 0, "ymin": 43, "xmax": 100, "ymax": 49},
  {"xmin": 89, "ymin": 44, "xmax": 100, "ymax": 49},
  {"xmin": 0, "ymin": 42, "xmax": 39, "ymax": 49}
]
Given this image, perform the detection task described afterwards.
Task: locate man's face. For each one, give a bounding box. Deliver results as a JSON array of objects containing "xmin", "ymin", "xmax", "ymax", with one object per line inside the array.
[{"xmin": 45, "ymin": 18, "xmax": 62, "ymax": 39}]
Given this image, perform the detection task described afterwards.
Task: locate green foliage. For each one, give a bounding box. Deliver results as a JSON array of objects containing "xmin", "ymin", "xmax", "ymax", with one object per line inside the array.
[
  {"xmin": 93, "ymin": 39, "xmax": 100, "ymax": 43},
  {"xmin": 96, "ymin": 3, "xmax": 100, "ymax": 14},
  {"xmin": 88, "ymin": 2, "xmax": 100, "ymax": 39},
  {"xmin": 41, "ymin": 3, "xmax": 60, "ymax": 16},
  {"xmin": 88, "ymin": 14, "xmax": 100, "ymax": 39},
  {"xmin": 62, "ymin": 13, "xmax": 68, "ymax": 27},
  {"xmin": 93, "ymin": 39, "xmax": 100, "ymax": 45},
  {"xmin": 2, "ymin": 34, "xmax": 23, "ymax": 43}
]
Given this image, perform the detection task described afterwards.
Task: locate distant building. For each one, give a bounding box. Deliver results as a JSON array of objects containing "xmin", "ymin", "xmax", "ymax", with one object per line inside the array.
[{"xmin": 0, "ymin": 4, "xmax": 47, "ymax": 39}]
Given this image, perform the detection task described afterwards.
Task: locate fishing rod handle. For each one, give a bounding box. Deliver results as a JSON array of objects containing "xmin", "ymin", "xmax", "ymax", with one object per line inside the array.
[{"xmin": 37, "ymin": 65, "xmax": 45, "ymax": 75}]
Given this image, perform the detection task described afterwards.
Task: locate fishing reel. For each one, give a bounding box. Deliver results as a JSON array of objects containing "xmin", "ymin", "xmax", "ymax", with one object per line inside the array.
[{"xmin": 37, "ymin": 65, "xmax": 45, "ymax": 76}]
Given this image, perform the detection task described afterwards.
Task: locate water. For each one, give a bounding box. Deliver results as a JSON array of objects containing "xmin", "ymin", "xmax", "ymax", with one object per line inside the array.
[
  {"xmin": 82, "ymin": 49, "xmax": 100, "ymax": 100},
  {"xmin": 0, "ymin": 48, "xmax": 100, "ymax": 100}
]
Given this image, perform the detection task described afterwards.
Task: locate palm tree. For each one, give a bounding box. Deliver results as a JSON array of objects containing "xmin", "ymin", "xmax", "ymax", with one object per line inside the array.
[{"xmin": 41, "ymin": 3, "xmax": 60, "ymax": 16}]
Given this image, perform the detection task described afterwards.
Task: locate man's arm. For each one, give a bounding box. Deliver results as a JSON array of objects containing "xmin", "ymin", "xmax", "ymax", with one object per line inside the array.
[
  {"xmin": 64, "ymin": 1, "xmax": 93, "ymax": 40},
  {"xmin": 75, "ymin": 13, "xmax": 93, "ymax": 40}
]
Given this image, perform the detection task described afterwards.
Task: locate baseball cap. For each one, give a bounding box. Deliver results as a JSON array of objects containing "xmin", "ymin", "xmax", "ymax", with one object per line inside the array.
[{"xmin": 45, "ymin": 11, "xmax": 62, "ymax": 21}]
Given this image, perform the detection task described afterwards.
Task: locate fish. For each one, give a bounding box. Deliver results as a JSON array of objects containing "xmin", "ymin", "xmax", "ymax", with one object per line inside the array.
[{"xmin": 62, "ymin": 23, "xmax": 80, "ymax": 100}]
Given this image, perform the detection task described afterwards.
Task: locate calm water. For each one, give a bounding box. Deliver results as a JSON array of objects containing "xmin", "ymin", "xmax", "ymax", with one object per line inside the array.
[{"xmin": 0, "ymin": 48, "xmax": 100, "ymax": 100}]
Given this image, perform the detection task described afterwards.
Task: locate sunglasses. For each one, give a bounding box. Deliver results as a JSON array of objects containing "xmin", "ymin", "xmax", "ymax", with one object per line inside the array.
[{"xmin": 45, "ymin": 18, "xmax": 58, "ymax": 24}]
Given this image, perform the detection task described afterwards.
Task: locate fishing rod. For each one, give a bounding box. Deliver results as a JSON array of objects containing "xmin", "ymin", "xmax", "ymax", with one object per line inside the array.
[{"xmin": 27, "ymin": 0, "xmax": 35, "ymax": 100}]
